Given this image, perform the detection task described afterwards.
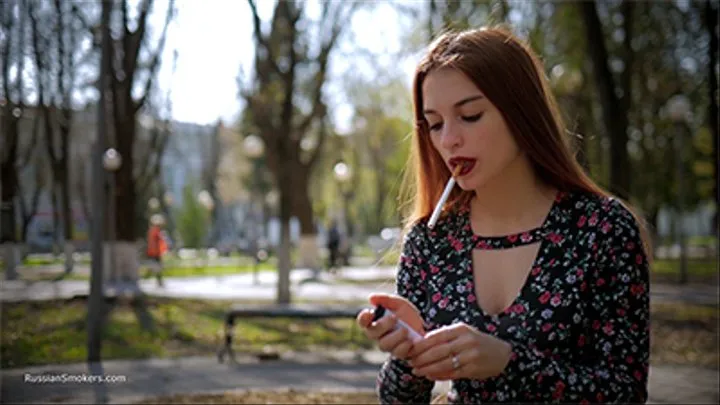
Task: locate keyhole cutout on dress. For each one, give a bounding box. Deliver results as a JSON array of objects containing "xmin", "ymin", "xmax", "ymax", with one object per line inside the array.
[{"xmin": 471, "ymin": 242, "xmax": 542, "ymax": 316}]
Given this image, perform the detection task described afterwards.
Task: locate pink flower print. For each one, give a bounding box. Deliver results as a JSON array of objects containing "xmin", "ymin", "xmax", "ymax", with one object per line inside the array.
[
  {"xmin": 520, "ymin": 232, "xmax": 532, "ymax": 242},
  {"xmin": 552, "ymin": 381, "xmax": 566, "ymax": 400},
  {"xmin": 539, "ymin": 291, "xmax": 551, "ymax": 304},
  {"xmin": 531, "ymin": 266, "xmax": 541, "ymax": 276},
  {"xmin": 439, "ymin": 297, "xmax": 449, "ymax": 309},
  {"xmin": 512, "ymin": 303, "xmax": 525, "ymax": 314},
  {"xmin": 548, "ymin": 233, "xmax": 564, "ymax": 244},
  {"xmin": 636, "ymin": 254, "xmax": 644, "ymax": 265},
  {"xmin": 577, "ymin": 215, "xmax": 587, "ymax": 227},
  {"xmin": 603, "ymin": 322, "xmax": 613, "ymax": 335},
  {"xmin": 596, "ymin": 277, "xmax": 606, "ymax": 287},
  {"xmin": 467, "ymin": 294, "xmax": 476, "ymax": 303},
  {"xmin": 465, "ymin": 281, "xmax": 473, "ymax": 290},
  {"xmin": 507, "ymin": 234, "xmax": 518, "ymax": 243},
  {"xmin": 448, "ymin": 235, "xmax": 463, "ymax": 251},
  {"xmin": 617, "ymin": 308, "xmax": 626, "ymax": 316},
  {"xmin": 626, "ymin": 355, "xmax": 635, "ymax": 364},
  {"xmin": 578, "ymin": 334, "xmax": 586, "ymax": 347},
  {"xmin": 486, "ymin": 323, "xmax": 496, "ymax": 332},
  {"xmin": 542, "ymin": 323, "xmax": 552, "ymax": 332},
  {"xmin": 430, "ymin": 264, "xmax": 440, "ymax": 274},
  {"xmin": 550, "ymin": 294, "xmax": 562, "ymax": 307},
  {"xmin": 420, "ymin": 270, "xmax": 427, "ymax": 280},
  {"xmin": 600, "ymin": 221, "xmax": 612, "ymax": 234},
  {"xmin": 432, "ymin": 292, "xmax": 442, "ymax": 303},
  {"xmin": 576, "ymin": 269, "xmax": 584, "ymax": 278},
  {"xmin": 631, "ymin": 284, "xmax": 645, "ymax": 296},
  {"xmin": 626, "ymin": 241, "xmax": 636, "ymax": 250},
  {"xmin": 588, "ymin": 211, "xmax": 598, "ymax": 226}
]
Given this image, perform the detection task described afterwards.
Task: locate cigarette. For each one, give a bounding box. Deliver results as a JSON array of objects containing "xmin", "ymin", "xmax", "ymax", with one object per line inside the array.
[{"xmin": 428, "ymin": 164, "xmax": 463, "ymax": 229}]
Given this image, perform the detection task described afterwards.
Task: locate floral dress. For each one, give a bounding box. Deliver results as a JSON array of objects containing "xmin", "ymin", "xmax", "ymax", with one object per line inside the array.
[{"xmin": 377, "ymin": 190, "xmax": 650, "ymax": 404}]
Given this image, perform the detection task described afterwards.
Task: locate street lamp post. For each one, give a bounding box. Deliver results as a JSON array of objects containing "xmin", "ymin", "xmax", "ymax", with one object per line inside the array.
[
  {"xmin": 197, "ymin": 190, "xmax": 215, "ymax": 266},
  {"xmin": 103, "ymin": 148, "xmax": 122, "ymax": 287},
  {"xmin": 243, "ymin": 134, "xmax": 264, "ymax": 284},
  {"xmin": 666, "ymin": 94, "xmax": 691, "ymax": 284},
  {"xmin": 333, "ymin": 162, "xmax": 352, "ymax": 266}
]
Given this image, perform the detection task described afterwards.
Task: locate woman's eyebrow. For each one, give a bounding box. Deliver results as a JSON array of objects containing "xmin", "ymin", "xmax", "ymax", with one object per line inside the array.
[{"xmin": 423, "ymin": 94, "xmax": 485, "ymax": 115}]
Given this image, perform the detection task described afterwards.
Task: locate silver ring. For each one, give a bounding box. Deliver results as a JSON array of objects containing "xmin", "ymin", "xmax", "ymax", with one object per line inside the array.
[{"xmin": 451, "ymin": 354, "xmax": 460, "ymax": 370}]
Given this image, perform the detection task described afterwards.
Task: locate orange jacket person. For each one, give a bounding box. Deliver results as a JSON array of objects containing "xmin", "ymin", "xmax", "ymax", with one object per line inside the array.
[{"xmin": 146, "ymin": 214, "xmax": 167, "ymax": 286}]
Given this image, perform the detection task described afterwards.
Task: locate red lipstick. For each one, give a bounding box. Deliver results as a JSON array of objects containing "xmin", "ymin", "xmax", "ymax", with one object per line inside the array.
[{"xmin": 448, "ymin": 157, "xmax": 477, "ymax": 176}]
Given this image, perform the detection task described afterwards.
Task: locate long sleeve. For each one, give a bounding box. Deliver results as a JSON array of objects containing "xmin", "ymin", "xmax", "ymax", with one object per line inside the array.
[
  {"xmin": 497, "ymin": 200, "xmax": 650, "ymax": 403},
  {"xmin": 377, "ymin": 223, "xmax": 436, "ymax": 404}
]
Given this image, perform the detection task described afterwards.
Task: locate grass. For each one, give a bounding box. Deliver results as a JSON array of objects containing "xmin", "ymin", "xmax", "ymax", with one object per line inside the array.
[
  {"xmin": 1, "ymin": 297, "xmax": 717, "ymax": 370},
  {"xmin": 0, "ymin": 297, "xmax": 373, "ymax": 369},
  {"xmin": 649, "ymin": 258, "xmax": 718, "ymax": 283},
  {"xmin": 16, "ymin": 262, "xmax": 277, "ymax": 282}
]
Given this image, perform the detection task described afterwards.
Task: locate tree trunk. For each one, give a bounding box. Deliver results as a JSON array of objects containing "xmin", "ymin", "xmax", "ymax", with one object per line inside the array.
[
  {"xmin": 289, "ymin": 160, "xmax": 320, "ymax": 270},
  {"xmin": 1, "ymin": 113, "xmax": 19, "ymax": 245},
  {"xmin": 277, "ymin": 165, "xmax": 293, "ymax": 304},
  {"xmin": 0, "ymin": 161, "xmax": 18, "ymax": 245},
  {"xmin": 60, "ymin": 159, "xmax": 73, "ymax": 273},
  {"xmin": 579, "ymin": 0, "xmax": 632, "ymax": 200},
  {"xmin": 115, "ymin": 119, "xmax": 137, "ymax": 243},
  {"xmin": 705, "ymin": 0, "xmax": 719, "ymax": 225}
]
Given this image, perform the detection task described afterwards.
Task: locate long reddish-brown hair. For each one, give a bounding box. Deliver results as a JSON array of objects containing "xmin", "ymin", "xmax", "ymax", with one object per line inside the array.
[{"xmin": 399, "ymin": 26, "xmax": 652, "ymax": 256}]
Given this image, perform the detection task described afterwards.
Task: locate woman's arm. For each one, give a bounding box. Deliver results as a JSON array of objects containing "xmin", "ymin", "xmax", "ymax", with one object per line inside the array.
[
  {"xmin": 377, "ymin": 224, "xmax": 436, "ymax": 404},
  {"xmin": 497, "ymin": 200, "xmax": 650, "ymax": 403}
]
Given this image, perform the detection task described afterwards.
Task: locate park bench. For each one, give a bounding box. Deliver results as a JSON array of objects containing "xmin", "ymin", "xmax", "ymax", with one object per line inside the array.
[{"xmin": 217, "ymin": 303, "xmax": 367, "ymax": 363}]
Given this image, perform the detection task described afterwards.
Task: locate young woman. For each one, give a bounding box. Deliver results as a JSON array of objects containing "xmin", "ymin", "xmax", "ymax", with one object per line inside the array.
[{"xmin": 356, "ymin": 26, "xmax": 650, "ymax": 404}]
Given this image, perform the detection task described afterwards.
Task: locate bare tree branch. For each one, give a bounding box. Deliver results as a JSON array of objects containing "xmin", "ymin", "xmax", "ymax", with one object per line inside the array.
[
  {"xmin": 134, "ymin": 0, "xmax": 175, "ymax": 113},
  {"xmin": 247, "ymin": 0, "xmax": 282, "ymax": 75}
]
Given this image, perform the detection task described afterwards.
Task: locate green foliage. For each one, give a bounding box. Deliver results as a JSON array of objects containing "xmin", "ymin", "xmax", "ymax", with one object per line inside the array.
[{"xmin": 175, "ymin": 184, "xmax": 210, "ymax": 249}]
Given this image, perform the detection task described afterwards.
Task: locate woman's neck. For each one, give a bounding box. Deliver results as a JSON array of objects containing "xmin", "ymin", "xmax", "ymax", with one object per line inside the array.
[{"xmin": 470, "ymin": 153, "xmax": 556, "ymax": 236}]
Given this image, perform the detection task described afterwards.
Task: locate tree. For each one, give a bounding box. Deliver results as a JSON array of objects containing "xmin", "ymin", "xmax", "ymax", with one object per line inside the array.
[
  {"xmin": 343, "ymin": 74, "xmax": 412, "ymax": 234},
  {"xmin": 27, "ymin": 0, "xmax": 89, "ymax": 273},
  {"xmin": 1, "ymin": 0, "xmax": 30, "ymax": 278},
  {"xmin": 579, "ymin": 0, "xmax": 635, "ymax": 200},
  {"xmin": 102, "ymin": 0, "xmax": 175, "ymax": 284},
  {"xmin": 242, "ymin": 0, "xmax": 360, "ymax": 303},
  {"xmin": 703, "ymin": 0, "xmax": 718, "ymax": 226}
]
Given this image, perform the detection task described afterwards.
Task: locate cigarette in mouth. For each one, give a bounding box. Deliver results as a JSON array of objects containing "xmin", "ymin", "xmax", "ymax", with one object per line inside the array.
[{"xmin": 428, "ymin": 164, "xmax": 463, "ymax": 229}]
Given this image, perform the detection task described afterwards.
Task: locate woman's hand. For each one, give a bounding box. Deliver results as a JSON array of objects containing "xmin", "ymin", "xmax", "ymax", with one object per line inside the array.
[
  {"xmin": 356, "ymin": 293, "xmax": 425, "ymax": 361},
  {"xmin": 408, "ymin": 323, "xmax": 513, "ymax": 381}
]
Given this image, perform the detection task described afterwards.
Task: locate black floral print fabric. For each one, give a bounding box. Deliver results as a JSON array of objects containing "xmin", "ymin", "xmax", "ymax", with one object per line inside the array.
[{"xmin": 377, "ymin": 190, "xmax": 650, "ymax": 404}]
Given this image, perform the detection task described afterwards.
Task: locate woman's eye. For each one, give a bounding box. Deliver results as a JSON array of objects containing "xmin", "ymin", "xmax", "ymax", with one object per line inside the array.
[
  {"xmin": 429, "ymin": 122, "xmax": 443, "ymax": 132},
  {"xmin": 461, "ymin": 113, "xmax": 483, "ymax": 123}
]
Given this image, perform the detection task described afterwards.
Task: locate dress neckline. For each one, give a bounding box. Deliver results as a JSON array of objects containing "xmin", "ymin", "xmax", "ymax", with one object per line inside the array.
[{"xmin": 461, "ymin": 190, "xmax": 567, "ymax": 250}]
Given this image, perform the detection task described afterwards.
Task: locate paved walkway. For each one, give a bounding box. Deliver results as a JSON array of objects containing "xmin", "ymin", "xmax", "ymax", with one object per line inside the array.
[
  {"xmin": 1, "ymin": 350, "xmax": 717, "ymax": 404},
  {"xmin": 2, "ymin": 265, "xmax": 718, "ymax": 305}
]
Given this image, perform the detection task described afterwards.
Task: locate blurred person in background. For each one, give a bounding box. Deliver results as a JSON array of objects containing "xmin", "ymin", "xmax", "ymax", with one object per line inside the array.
[{"xmin": 147, "ymin": 214, "xmax": 169, "ymax": 287}]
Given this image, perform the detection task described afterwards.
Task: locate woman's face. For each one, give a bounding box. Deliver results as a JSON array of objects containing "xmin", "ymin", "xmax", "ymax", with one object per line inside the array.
[{"xmin": 422, "ymin": 67, "xmax": 522, "ymax": 192}]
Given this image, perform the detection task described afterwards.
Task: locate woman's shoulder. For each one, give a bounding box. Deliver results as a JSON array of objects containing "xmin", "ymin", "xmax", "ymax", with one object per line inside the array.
[{"xmin": 565, "ymin": 189, "xmax": 643, "ymax": 235}]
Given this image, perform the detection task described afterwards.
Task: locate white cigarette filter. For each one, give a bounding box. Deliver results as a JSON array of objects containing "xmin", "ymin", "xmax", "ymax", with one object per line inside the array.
[{"xmin": 428, "ymin": 165, "xmax": 463, "ymax": 229}]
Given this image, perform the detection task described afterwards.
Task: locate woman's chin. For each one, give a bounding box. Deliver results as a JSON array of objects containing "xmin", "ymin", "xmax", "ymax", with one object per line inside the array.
[{"xmin": 456, "ymin": 178, "xmax": 477, "ymax": 191}]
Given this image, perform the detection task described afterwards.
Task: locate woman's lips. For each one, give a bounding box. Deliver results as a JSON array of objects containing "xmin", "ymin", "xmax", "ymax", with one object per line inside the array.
[{"xmin": 448, "ymin": 158, "xmax": 477, "ymax": 176}]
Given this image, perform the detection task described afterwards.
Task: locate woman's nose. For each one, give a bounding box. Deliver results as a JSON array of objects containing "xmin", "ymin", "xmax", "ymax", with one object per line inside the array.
[{"xmin": 440, "ymin": 123, "xmax": 462, "ymax": 151}]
